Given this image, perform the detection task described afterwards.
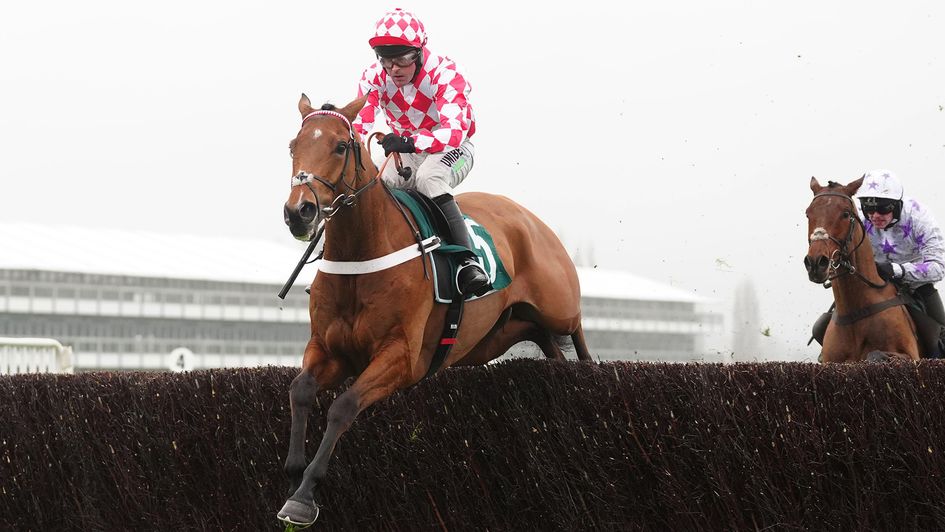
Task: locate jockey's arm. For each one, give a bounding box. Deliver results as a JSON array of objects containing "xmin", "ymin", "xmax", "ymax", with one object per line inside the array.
[{"xmin": 901, "ymin": 207, "xmax": 945, "ymax": 285}]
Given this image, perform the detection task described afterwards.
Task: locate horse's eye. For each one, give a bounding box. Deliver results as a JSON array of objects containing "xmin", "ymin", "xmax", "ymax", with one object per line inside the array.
[
  {"xmin": 335, "ymin": 142, "xmax": 347, "ymax": 155},
  {"xmin": 842, "ymin": 211, "xmax": 851, "ymax": 219}
]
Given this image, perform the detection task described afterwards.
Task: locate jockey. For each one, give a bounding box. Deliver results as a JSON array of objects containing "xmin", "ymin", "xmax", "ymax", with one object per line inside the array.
[
  {"xmin": 809, "ymin": 170, "xmax": 945, "ymax": 355},
  {"xmin": 856, "ymin": 169, "xmax": 945, "ymax": 327},
  {"xmin": 352, "ymin": 8, "xmax": 491, "ymax": 297}
]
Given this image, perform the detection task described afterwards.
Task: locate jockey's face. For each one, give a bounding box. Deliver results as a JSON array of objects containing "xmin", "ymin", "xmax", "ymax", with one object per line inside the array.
[
  {"xmin": 376, "ymin": 48, "xmax": 419, "ymax": 88},
  {"xmin": 861, "ymin": 199, "xmax": 896, "ymax": 230},
  {"xmin": 869, "ymin": 210, "xmax": 894, "ymax": 230},
  {"xmin": 384, "ymin": 63, "xmax": 417, "ymax": 89},
  {"xmin": 384, "ymin": 61, "xmax": 416, "ymax": 88}
]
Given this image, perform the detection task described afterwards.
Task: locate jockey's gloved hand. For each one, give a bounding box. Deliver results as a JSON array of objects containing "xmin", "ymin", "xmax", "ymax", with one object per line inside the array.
[
  {"xmin": 876, "ymin": 261, "xmax": 899, "ymax": 281},
  {"xmin": 380, "ymin": 134, "xmax": 416, "ymax": 156}
]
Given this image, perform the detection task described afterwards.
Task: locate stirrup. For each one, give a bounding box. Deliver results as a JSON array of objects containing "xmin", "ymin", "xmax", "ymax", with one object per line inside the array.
[{"xmin": 456, "ymin": 261, "xmax": 491, "ymax": 296}]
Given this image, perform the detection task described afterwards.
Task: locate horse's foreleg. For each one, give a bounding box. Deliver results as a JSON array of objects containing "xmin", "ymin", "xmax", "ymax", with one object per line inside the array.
[
  {"xmin": 279, "ymin": 353, "xmax": 408, "ymax": 527},
  {"xmin": 284, "ymin": 348, "xmax": 347, "ymax": 498},
  {"xmin": 284, "ymin": 371, "xmax": 317, "ymax": 497}
]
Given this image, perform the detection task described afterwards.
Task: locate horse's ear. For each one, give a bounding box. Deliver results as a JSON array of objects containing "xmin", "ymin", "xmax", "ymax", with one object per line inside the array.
[
  {"xmin": 810, "ymin": 176, "xmax": 823, "ymax": 195},
  {"xmin": 846, "ymin": 175, "xmax": 865, "ymax": 196},
  {"xmin": 298, "ymin": 93, "xmax": 314, "ymax": 118},
  {"xmin": 338, "ymin": 93, "xmax": 370, "ymax": 123}
]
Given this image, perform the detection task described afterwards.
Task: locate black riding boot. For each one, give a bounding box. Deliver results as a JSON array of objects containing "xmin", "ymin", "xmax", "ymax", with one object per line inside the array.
[
  {"xmin": 914, "ymin": 284, "xmax": 945, "ymax": 358},
  {"xmin": 809, "ymin": 302, "xmax": 834, "ymax": 346},
  {"xmin": 433, "ymin": 193, "xmax": 491, "ymax": 296},
  {"xmin": 915, "ymin": 284, "xmax": 945, "ymax": 326}
]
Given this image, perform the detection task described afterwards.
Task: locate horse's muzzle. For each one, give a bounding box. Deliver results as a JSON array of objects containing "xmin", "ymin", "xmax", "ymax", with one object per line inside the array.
[
  {"xmin": 804, "ymin": 254, "xmax": 830, "ymax": 283},
  {"xmin": 284, "ymin": 201, "xmax": 319, "ymax": 240}
]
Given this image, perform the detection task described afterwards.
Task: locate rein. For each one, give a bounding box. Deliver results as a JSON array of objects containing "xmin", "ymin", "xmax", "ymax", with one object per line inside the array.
[
  {"xmin": 808, "ymin": 191, "xmax": 888, "ymax": 290},
  {"xmin": 278, "ymin": 114, "xmax": 433, "ymax": 297},
  {"xmin": 809, "ymin": 189, "xmax": 904, "ymax": 328}
]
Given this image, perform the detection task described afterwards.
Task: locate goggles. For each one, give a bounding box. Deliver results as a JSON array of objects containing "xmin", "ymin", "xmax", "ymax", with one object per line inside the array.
[
  {"xmin": 378, "ymin": 50, "xmax": 420, "ymax": 68},
  {"xmin": 861, "ymin": 202, "xmax": 895, "ymax": 215}
]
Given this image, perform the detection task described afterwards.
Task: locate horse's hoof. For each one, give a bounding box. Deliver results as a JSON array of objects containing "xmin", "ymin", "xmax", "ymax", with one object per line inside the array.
[
  {"xmin": 277, "ymin": 498, "xmax": 319, "ymax": 529},
  {"xmin": 866, "ymin": 350, "xmax": 890, "ymax": 363}
]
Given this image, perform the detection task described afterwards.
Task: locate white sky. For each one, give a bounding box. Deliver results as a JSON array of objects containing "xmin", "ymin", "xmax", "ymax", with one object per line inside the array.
[{"xmin": 2, "ymin": 1, "xmax": 943, "ymax": 361}]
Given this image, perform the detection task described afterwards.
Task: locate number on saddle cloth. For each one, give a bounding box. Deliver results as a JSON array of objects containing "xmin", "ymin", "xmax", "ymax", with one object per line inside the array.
[{"xmin": 391, "ymin": 189, "xmax": 512, "ymax": 303}]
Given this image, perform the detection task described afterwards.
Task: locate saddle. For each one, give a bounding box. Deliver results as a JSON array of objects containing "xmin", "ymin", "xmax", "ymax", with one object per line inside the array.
[
  {"xmin": 391, "ymin": 188, "xmax": 511, "ymax": 303},
  {"xmin": 811, "ymin": 290, "xmax": 945, "ymax": 358}
]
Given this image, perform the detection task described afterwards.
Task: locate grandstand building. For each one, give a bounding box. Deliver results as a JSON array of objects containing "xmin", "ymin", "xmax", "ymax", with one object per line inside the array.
[
  {"xmin": 0, "ymin": 223, "xmax": 723, "ymax": 372},
  {"xmin": 577, "ymin": 268, "xmax": 723, "ymax": 361}
]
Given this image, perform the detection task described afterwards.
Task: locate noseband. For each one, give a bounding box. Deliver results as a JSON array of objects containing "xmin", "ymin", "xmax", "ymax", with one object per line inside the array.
[
  {"xmin": 808, "ymin": 190, "xmax": 887, "ymax": 289},
  {"xmin": 283, "ymin": 108, "xmax": 430, "ymax": 283},
  {"xmin": 290, "ymin": 110, "xmax": 377, "ymax": 220}
]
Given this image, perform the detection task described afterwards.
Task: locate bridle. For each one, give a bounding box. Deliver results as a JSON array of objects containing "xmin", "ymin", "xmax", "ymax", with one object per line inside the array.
[
  {"xmin": 281, "ymin": 108, "xmax": 431, "ymax": 286},
  {"xmin": 289, "ymin": 109, "xmax": 420, "ymax": 236},
  {"xmin": 807, "ymin": 190, "xmax": 888, "ymax": 290},
  {"xmin": 290, "ymin": 109, "xmax": 378, "ymax": 220}
]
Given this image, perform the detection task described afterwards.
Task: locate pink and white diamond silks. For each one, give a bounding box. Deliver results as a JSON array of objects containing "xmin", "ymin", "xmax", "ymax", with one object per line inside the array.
[
  {"xmin": 368, "ymin": 9, "xmax": 427, "ymax": 48},
  {"xmin": 353, "ymin": 50, "xmax": 476, "ymax": 154}
]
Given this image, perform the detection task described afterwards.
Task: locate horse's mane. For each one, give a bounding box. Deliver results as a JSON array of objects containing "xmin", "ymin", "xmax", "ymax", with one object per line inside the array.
[{"xmin": 826, "ymin": 180, "xmax": 843, "ymax": 188}]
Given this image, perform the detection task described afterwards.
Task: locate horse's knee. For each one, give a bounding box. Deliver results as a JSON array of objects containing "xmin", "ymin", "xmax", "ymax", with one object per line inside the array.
[
  {"xmin": 326, "ymin": 391, "xmax": 359, "ymax": 431},
  {"xmin": 289, "ymin": 371, "xmax": 318, "ymax": 408}
]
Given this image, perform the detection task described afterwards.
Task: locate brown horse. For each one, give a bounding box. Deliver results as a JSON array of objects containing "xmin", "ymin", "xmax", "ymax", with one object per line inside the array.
[
  {"xmin": 277, "ymin": 94, "xmax": 592, "ymax": 526},
  {"xmin": 804, "ymin": 176, "xmax": 919, "ymax": 362}
]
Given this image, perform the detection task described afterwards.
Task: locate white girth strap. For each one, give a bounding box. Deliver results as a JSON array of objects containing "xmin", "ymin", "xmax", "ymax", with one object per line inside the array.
[{"xmin": 317, "ymin": 236, "xmax": 441, "ymax": 275}]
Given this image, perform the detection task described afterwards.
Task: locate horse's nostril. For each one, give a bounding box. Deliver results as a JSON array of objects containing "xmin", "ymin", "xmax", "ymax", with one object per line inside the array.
[
  {"xmin": 804, "ymin": 255, "xmax": 830, "ymax": 274},
  {"xmin": 299, "ymin": 202, "xmax": 317, "ymax": 223}
]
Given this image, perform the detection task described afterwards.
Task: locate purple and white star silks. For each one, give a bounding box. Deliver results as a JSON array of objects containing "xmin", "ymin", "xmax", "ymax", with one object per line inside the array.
[
  {"xmin": 901, "ymin": 220, "xmax": 913, "ymax": 239},
  {"xmin": 861, "ymin": 173, "xmax": 944, "ymax": 287},
  {"xmin": 882, "ymin": 239, "xmax": 897, "ymax": 255}
]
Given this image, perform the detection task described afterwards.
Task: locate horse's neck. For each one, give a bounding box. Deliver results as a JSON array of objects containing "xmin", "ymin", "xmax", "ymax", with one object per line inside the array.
[
  {"xmin": 321, "ymin": 179, "xmax": 408, "ymax": 262},
  {"xmin": 831, "ymin": 234, "xmax": 893, "ymax": 312}
]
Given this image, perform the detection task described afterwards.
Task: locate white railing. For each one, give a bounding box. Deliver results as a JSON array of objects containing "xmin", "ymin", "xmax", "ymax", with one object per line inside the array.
[{"xmin": 0, "ymin": 337, "xmax": 74, "ymax": 375}]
